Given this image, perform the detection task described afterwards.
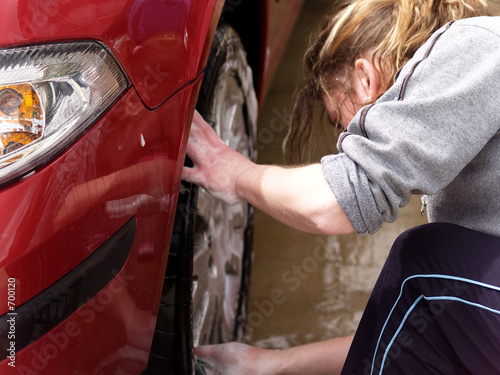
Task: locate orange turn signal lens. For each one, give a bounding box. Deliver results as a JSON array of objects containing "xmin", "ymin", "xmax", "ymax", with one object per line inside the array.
[{"xmin": 0, "ymin": 84, "xmax": 44, "ymax": 157}]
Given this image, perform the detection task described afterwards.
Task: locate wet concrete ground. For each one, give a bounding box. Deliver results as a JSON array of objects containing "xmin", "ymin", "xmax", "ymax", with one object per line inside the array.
[{"xmin": 244, "ymin": 0, "xmax": 428, "ymax": 349}]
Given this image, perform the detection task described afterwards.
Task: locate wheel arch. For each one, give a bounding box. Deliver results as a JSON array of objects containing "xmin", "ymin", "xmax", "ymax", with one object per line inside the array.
[{"xmin": 219, "ymin": 0, "xmax": 267, "ymax": 102}]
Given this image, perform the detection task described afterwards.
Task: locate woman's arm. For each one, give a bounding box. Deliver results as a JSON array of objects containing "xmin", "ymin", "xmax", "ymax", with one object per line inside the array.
[
  {"xmin": 182, "ymin": 111, "xmax": 354, "ymax": 236},
  {"xmin": 194, "ymin": 335, "xmax": 354, "ymax": 375},
  {"xmin": 278, "ymin": 335, "xmax": 354, "ymax": 375}
]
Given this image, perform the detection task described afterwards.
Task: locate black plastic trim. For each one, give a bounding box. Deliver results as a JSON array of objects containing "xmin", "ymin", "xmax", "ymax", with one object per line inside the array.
[{"xmin": 0, "ymin": 217, "xmax": 136, "ymax": 359}]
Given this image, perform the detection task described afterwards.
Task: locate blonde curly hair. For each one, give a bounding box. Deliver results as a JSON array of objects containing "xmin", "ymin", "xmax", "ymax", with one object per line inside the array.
[{"xmin": 285, "ymin": 0, "xmax": 490, "ymax": 162}]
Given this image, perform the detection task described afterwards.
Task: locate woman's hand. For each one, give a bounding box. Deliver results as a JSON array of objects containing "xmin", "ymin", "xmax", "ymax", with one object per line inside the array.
[{"xmin": 182, "ymin": 111, "xmax": 253, "ymax": 205}]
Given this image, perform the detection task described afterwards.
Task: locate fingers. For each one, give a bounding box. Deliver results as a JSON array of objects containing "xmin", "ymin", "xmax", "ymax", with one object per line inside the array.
[
  {"xmin": 193, "ymin": 345, "xmax": 213, "ymax": 358},
  {"xmin": 192, "ymin": 110, "xmax": 211, "ymax": 131},
  {"xmin": 185, "ymin": 136, "xmax": 207, "ymax": 166},
  {"xmin": 181, "ymin": 165, "xmax": 203, "ymax": 185},
  {"xmin": 183, "ymin": 112, "xmax": 210, "ymax": 185},
  {"xmin": 184, "ymin": 111, "xmax": 224, "ymax": 179},
  {"xmin": 192, "ymin": 110, "xmax": 213, "ymax": 139},
  {"xmin": 187, "ymin": 111, "xmax": 222, "ymax": 163},
  {"xmin": 192, "ymin": 110, "xmax": 225, "ymax": 144}
]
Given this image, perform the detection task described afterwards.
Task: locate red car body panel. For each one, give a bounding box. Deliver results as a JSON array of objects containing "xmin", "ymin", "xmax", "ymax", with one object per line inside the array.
[
  {"xmin": 0, "ymin": 0, "xmax": 222, "ymax": 109},
  {"xmin": 0, "ymin": 0, "xmax": 301, "ymax": 373},
  {"xmin": 0, "ymin": 78, "xmax": 202, "ymax": 373}
]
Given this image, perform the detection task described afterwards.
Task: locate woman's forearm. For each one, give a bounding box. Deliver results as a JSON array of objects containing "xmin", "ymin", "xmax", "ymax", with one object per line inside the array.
[
  {"xmin": 236, "ymin": 163, "xmax": 354, "ymax": 235},
  {"xmin": 276, "ymin": 335, "xmax": 354, "ymax": 375}
]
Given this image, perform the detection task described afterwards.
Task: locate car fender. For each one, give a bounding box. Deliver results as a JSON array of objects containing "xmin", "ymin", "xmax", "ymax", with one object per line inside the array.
[{"xmin": 105, "ymin": 0, "xmax": 225, "ymax": 109}]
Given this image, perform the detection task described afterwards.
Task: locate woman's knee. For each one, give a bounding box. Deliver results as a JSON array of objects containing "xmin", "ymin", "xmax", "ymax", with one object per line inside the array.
[{"xmin": 388, "ymin": 223, "xmax": 465, "ymax": 274}]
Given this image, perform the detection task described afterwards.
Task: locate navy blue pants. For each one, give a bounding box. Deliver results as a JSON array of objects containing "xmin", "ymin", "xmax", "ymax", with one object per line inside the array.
[{"xmin": 341, "ymin": 223, "xmax": 500, "ymax": 375}]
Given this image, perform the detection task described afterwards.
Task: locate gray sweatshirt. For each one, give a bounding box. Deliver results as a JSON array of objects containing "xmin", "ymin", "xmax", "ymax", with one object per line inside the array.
[{"xmin": 321, "ymin": 16, "xmax": 500, "ymax": 236}]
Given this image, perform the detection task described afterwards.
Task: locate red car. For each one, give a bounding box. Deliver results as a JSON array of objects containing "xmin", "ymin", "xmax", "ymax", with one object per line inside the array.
[{"xmin": 0, "ymin": 0, "xmax": 303, "ymax": 373}]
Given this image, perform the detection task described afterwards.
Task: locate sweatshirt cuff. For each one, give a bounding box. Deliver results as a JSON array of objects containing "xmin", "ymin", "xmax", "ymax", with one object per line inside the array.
[{"xmin": 321, "ymin": 153, "xmax": 384, "ymax": 235}]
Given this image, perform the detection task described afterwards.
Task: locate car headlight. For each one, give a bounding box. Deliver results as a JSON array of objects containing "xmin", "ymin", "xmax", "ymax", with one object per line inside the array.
[{"xmin": 0, "ymin": 41, "xmax": 129, "ymax": 185}]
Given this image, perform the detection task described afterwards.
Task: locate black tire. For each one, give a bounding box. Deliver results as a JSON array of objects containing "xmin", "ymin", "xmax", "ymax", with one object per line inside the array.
[{"xmin": 143, "ymin": 25, "xmax": 257, "ymax": 375}]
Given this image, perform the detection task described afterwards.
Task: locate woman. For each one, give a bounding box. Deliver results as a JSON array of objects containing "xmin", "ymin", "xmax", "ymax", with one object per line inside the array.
[{"xmin": 183, "ymin": 0, "xmax": 500, "ymax": 373}]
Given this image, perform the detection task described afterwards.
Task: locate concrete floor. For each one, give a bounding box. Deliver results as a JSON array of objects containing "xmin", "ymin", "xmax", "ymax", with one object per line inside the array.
[{"xmin": 244, "ymin": 0, "xmax": 428, "ymax": 349}]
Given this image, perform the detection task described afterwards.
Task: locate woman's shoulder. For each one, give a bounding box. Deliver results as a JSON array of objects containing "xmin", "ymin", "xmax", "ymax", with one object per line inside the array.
[{"xmin": 452, "ymin": 16, "xmax": 500, "ymax": 36}]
